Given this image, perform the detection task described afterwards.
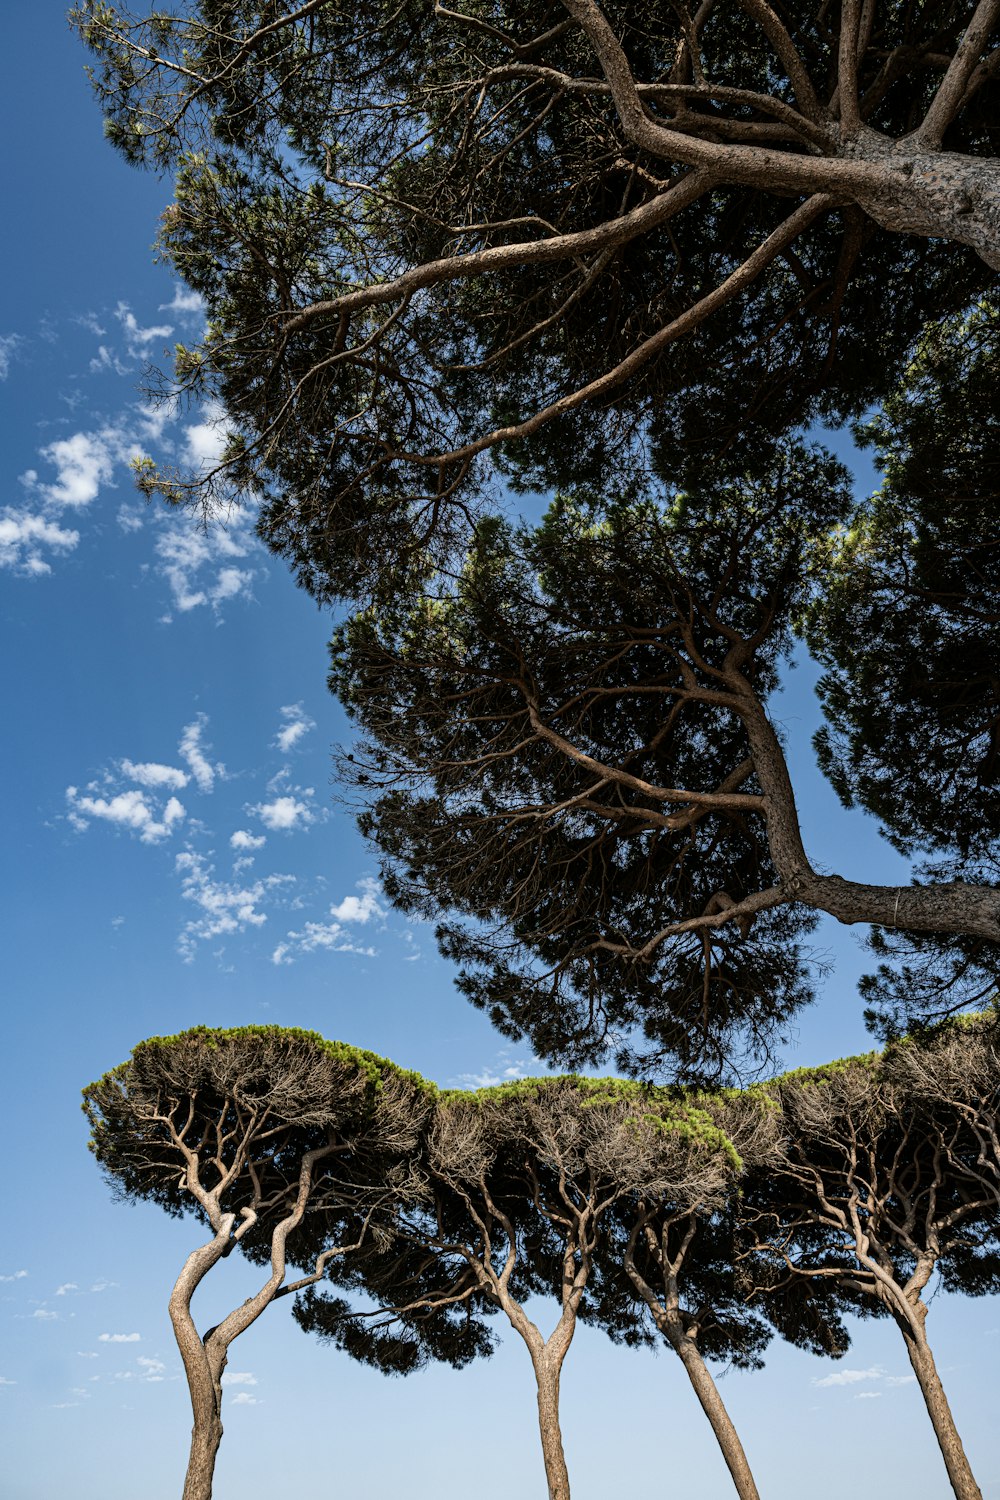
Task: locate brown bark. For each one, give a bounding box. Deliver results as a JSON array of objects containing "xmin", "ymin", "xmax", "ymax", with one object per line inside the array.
[
  {"xmin": 733, "ymin": 683, "xmax": 1000, "ymax": 943},
  {"xmin": 666, "ymin": 1327, "xmax": 760, "ymax": 1500},
  {"xmin": 625, "ymin": 1237, "xmax": 760, "ymax": 1500},
  {"xmin": 167, "ymin": 1220, "xmax": 234, "ymax": 1500},
  {"xmin": 531, "ymin": 1350, "xmax": 573, "ymax": 1500},
  {"xmin": 900, "ymin": 1315, "xmax": 984, "ymax": 1500},
  {"xmin": 559, "ymin": 0, "xmax": 1000, "ymax": 269}
]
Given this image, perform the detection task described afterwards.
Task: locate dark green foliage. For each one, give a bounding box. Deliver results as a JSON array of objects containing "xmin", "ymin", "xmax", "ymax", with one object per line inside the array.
[
  {"xmin": 806, "ymin": 298, "xmax": 1000, "ymax": 1038},
  {"xmin": 809, "ymin": 297, "xmax": 1000, "ymax": 863},
  {"xmin": 71, "ymin": 0, "xmax": 996, "ymax": 603},
  {"xmin": 331, "ymin": 443, "xmax": 851, "ymax": 1078}
]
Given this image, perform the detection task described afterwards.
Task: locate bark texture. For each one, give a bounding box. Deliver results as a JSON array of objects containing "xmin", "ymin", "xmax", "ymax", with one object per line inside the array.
[{"xmin": 901, "ymin": 1315, "xmax": 984, "ymax": 1500}]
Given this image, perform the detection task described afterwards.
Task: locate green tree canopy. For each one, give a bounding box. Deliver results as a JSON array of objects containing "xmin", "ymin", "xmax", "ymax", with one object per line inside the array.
[
  {"xmin": 805, "ymin": 296, "xmax": 1000, "ymax": 1037},
  {"xmin": 330, "ymin": 430, "xmax": 1000, "ymax": 1075},
  {"xmin": 740, "ymin": 1023, "xmax": 1000, "ymax": 1500},
  {"xmin": 297, "ymin": 1075, "xmax": 739, "ymax": 1500},
  {"xmin": 72, "ymin": 0, "xmax": 999, "ymax": 601},
  {"xmin": 83, "ymin": 1026, "xmax": 434, "ymax": 1500}
]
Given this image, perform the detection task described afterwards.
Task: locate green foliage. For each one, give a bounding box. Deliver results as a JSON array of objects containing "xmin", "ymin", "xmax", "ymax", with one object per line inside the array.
[
  {"xmin": 331, "ymin": 443, "xmax": 852, "ymax": 1078},
  {"xmin": 70, "ymin": 0, "xmax": 994, "ymax": 602}
]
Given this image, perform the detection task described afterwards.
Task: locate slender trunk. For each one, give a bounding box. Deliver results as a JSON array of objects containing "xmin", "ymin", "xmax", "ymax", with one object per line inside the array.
[
  {"xmin": 901, "ymin": 1320, "xmax": 983, "ymax": 1500},
  {"xmin": 180, "ymin": 1413, "xmax": 224, "ymax": 1500},
  {"xmin": 168, "ymin": 1224, "xmax": 233, "ymax": 1500},
  {"xmin": 665, "ymin": 1320, "xmax": 760, "ymax": 1500},
  {"xmin": 531, "ymin": 1351, "xmax": 573, "ymax": 1500}
]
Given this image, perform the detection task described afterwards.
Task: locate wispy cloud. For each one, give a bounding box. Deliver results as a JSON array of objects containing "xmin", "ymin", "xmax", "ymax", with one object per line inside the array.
[
  {"xmin": 0, "ymin": 510, "xmax": 80, "ymax": 576},
  {"xmin": 179, "ymin": 715, "xmax": 222, "ymax": 793},
  {"xmin": 813, "ymin": 1367, "xmax": 883, "ymax": 1388},
  {"xmin": 159, "ymin": 285, "xmax": 205, "ymax": 318},
  {"xmin": 221, "ymin": 1372, "xmax": 257, "ymax": 1386},
  {"xmin": 55, "ymin": 1284, "xmax": 78, "ymax": 1297},
  {"xmin": 452, "ymin": 1046, "xmax": 540, "ymax": 1090},
  {"xmin": 115, "ymin": 302, "xmax": 173, "ymax": 360},
  {"xmin": 176, "ymin": 851, "xmax": 293, "ymax": 961},
  {"xmin": 271, "ymin": 877, "xmax": 385, "ymax": 965},
  {"xmin": 0, "ymin": 1271, "xmax": 28, "ymax": 1283},
  {"xmin": 230, "ymin": 1392, "xmax": 261, "ymax": 1406},
  {"xmin": 32, "ymin": 1309, "xmax": 58, "ymax": 1322},
  {"xmin": 99, "ymin": 1333, "xmax": 140, "ymax": 1344},
  {"xmin": 274, "ymin": 703, "xmax": 316, "ymax": 755},
  {"xmin": 0, "ymin": 333, "xmax": 23, "ymax": 379},
  {"xmin": 154, "ymin": 512, "xmax": 256, "ymax": 619}
]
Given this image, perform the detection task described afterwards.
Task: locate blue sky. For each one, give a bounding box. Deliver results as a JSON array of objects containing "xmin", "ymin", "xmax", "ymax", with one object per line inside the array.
[{"xmin": 1, "ymin": 9, "xmax": 997, "ymax": 1499}]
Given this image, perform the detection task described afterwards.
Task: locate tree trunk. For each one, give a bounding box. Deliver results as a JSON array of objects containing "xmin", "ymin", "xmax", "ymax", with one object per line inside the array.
[
  {"xmin": 843, "ymin": 130, "xmax": 1000, "ymax": 272},
  {"xmin": 901, "ymin": 1322, "xmax": 983, "ymax": 1500},
  {"xmin": 181, "ymin": 1413, "xmax": 224, "ymax": 1500},
  {"xmin": 531, "ymin": 1355, "xmax": 573, "ymax": 1500},
  {"xmin": 668, "ymin": 1326, "xmax": 760, "ymax": 1500}
]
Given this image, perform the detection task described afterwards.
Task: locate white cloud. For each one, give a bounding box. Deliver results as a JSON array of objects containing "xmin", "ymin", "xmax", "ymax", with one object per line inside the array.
[
  {"xmin": 453, "ymin": 1046, "xmax": 539, "ymax": 1089},
  {"xmin": 37, "ymin": 427, "xmax": 133, "ymax": 509},
  {"xmin": 251, "ymin": 794, "xmax": 316, "ymax": 833},
  {"xmin": 230, "ymin": 830, "xmax": 266, "ymax": 851},
  {"xmin": 0, "ymin": 1271, "xmax": 28, "ymax": 1283},
  {"xmin": 117, "ymin": 504, "xmax": 145, "ymax": 533},
  {"xmin": 176, "ymin": 851, "xmax": 293, "ymax": 961},
  {"xmin": 119, "ymin": 759, "xmax": 189, "ymax": 791},
  {"xmin": 275, "ymin": 703, "xmax": 316, "ymax": 755},
  {"xmin": 67, "ymin": 786, "xmax": 185, "ymax": 844},
  {"xmin": 855, "ymin": 1391, "xmax": 882, "ymax": 1400},
  {"xmin": 184, "ymin": 412, "xmax": 229, "ymax": 471},
  {"xmin": 89, "ymin": 1280, "xmax": 116, "ymax": 1294},
  {"xmin": 154, "ymin": 512, "xmax": 256, "ymax": 618},
  {"xmin": 179, "ymin": 716, "xmax": 222, "ymax": 793},
  {"xmin": 52, "ymin": 1402, "xmax": 80, "ymax": 1409},
  {"xmin": 99, "ymin": 1333, "xmax": 140, "ymax": 1344},
  {"xmin": 55, "ymin": 1284, "xmax": 78, "ymax": 1297},
  {"xmin": 211, "ymin": 566, "xmax": 253, "ymax": 606},
  {"xmin": 0, "ymin": 333, "xmax": 22, "ymax": 379},
  {"xmin": 329, "ymin": 876, "xmax": 383, "ymax": 924},
  {"xmin": 0, "ymin": 509, "xmax": 80, "ymax": 575},
  {"xmin": 230, "ymin": 1392, "xmax": 261, "ymax": 1406},
  {"xmin": 32, "ymin": 1308, "xmax": 58, "ymax": 1321},
  {"xmin": 115, "ymin": 301, "xmax": 173, "ymax": 360},
  {"xmin": 221, "ymin": 1372, "xmax": 257, "ymax": 1386},
  {"xmin": 89, "ymin": 345, "xmax": 131, "ymax": 377},
  {"xmin": 159, "ymin": 285, "xmax": 205, "ymax": 318},
  {"xmin": 813, "ymin": 1367, "xmax": 883, "ymax": 1389},
  {"xmin": 885, "ymin": 1375, "xmax": 917, "ymax": 1386},
  {"xmin": 0, "ymin": 1377, "xmax": 16, "ymax": 1386},
  {"xmin": 136, "ymin": 1357, "xmax": 166, "ymax": 1380},
  {"xmin": 271, "ymin": 920, "xmax": 376, "ymax": 966}
]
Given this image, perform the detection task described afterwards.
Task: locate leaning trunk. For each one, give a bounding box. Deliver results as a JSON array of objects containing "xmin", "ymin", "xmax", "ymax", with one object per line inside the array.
[
  {"xmin": 531, "ymin": 1352, "xmax": 572, "ymax": 1500},
  {"xmin": 901, "ymin": 1319, "xmax": 983, "ymax": 1500},
  {"xmin": 666, "ymin": 1321, "xmax": 760, "ymax": 1500}
]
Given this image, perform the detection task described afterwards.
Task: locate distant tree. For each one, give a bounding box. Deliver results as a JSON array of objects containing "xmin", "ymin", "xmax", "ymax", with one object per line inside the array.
[
  {"xmin": 83, "ymin": 1026, "xmax": 433, "ymax": 1500},
  {"xmin": 71, "ymin": 1, "xmax": 999, "ymax": 600},
  {"xmin": 599, "ymin": 1088, "xmax": 849, "ymax": 1500},
  {"xmin": 297, "ymin": 1076, "xmax": 735, "ymax": 1500},
  {"xmin": 739, "ymin": 1037, "xmax": 1000, "ymax": 1500}
]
